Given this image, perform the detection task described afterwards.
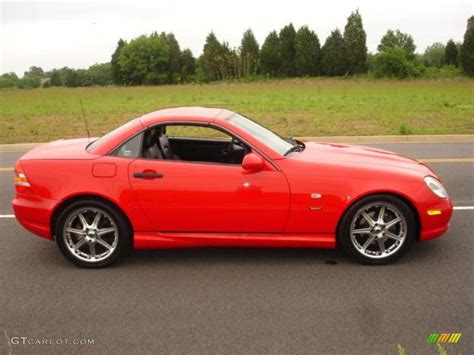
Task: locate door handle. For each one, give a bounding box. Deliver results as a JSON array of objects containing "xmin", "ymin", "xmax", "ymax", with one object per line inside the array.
[{"xmin": 133, "ymin": 172, "xmax": 164, "ymax": 179}]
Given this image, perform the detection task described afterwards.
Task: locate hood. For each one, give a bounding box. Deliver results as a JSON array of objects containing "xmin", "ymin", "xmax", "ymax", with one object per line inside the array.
[
  {"xmin": 292, "ymin": 142, "xmax": 434, "ymax": 175},
  {"xmin": 19, "ymin": 138, "xmax": 100, "ymax": 160}
]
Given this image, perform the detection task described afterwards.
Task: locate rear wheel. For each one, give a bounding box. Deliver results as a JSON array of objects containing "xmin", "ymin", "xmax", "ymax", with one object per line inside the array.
[
  {"xmin": 55, "ymin": 199, "xmax": 131, "ymax": 268},
  {"xmin": 338, "ymin": 195, "xmax": 416, "ymax": 265}
]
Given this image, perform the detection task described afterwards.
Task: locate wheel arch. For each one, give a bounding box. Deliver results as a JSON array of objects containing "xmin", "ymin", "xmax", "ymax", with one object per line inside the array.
[
  {"xmin": 50, "ymin": 194, "xmax": 134, "ymax": 240},
  {"xmin": 336, "ymin": 191, "xmax": 421, "ymax": 244}
]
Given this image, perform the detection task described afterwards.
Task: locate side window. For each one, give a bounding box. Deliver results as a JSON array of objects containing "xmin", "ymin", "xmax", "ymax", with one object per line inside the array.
[
  {"xmin": 166, "ymin": 125, "xmax": 229, "ymax": 140},
  {"xmin": 114, "ymin": 133, "xmax": 143, "ymax": 158},
  {"xmin": 141, "ymin": 124, "xmax": 249, "ymax": 165}
]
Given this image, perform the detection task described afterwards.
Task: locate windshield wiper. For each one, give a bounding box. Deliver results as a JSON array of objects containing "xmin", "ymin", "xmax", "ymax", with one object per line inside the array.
[{"xmin": 284, "ymin": 143, "xmax": 305, "ymax": 156}]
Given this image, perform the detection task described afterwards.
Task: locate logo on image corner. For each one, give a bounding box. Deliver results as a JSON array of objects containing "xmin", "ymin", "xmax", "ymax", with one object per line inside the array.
[{"xmin": 426, "ymin": 333, "xmax": 462, "ymax": 344}]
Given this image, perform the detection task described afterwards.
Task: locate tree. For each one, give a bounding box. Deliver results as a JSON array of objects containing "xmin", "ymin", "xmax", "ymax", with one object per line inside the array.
[
  {"xmin": 373, "ymin": 29, "xmax": 423, "ymax": 78},
  {"xmin": 378, "ymin": 29, "xmax": 416, "ymax": 60},
  {"xmin": 111, "ymin": 39, "xmax": 126, "ymax": 84},
  {"xmin": 220, "ymin": 43, "xmax": 239, "ymax": 79},
  {"xmin": 24, "ymin": 66, "xmax": 44, "ymax": 78},
  {"xmin": 55, "ymin": 67, "xmax": 74, "ymax": 87},
  {"xmin": 1, "ymin": 72, "xmax": 19, "ymax": 82},
  {"xmin": 18, "ymin": 66, "xmax": 44, "ymax": 88},
  {"xmin": 460, "ymin": 16, "xmax": 474, "ymax": 76},
  {"xmin": 279, "ymin": 23, "xmax": 296, "ymax": 76},
  {"xmin": 343, "ymin": 10, "xmax": 368, "ymax": 74},
  {"xmin": 445, "ymin": 39, "xmax": 459, "ymax": 66},
  {"xmin": 50, "ymin": 70, "xmax": 63, "ymax": 86},
  {"xmin": 373, "ymin": 28, "xmax": 423, "ymax": 78},
  {"xmin": 321, "ymin": 29, "xmax": 346, "ymax": 76},
  {"xmin": 163, "ymin": 32, "xmax": 182, "ymax": 83},
  {"xmin": 85, "ymin": 63, "xmax": 112, "ymax": 86},
  {"xmin": 423, "ymin": 42, "xmax": 445, "ymax": 67},
  {"xmin": 62, "ymin": 68, "xmax": 80, "ymax": 87},
  {"xmin": 240, "ymin": 29, "xmax": 259, "ymax": 77},
  {"xmin": 294, "ymin": 26, "xmax": 321, "ymax": 76},
  {"xmin": 180, "ymin": 49, "xmax": 196, "ymax": 82},
  {"xmin": 118, "ymin": 34, "xmax": 170, "ymax": 85},
  {"xmin": 260, "ymin": 31, "xmax": 281, "ymax": 76},
  {"xmin": 0, "ymin": 72, "xmax": 19, "ymax": 88},
  {"xmin": 199, "ymin": 32, "xmax": 226, "ymax": 81},
  {"xmin": 75, "ymin": 69, "xmax": 89, "ymax": 86}
]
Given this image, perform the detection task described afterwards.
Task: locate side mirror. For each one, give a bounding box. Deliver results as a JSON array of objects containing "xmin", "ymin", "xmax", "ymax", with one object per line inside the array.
[{"xmin": 242, "ymin": 152, "xmax": 265, "ymax": 173}]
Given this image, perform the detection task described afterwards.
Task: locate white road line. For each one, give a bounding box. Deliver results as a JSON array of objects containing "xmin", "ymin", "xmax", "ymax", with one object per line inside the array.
[{"xmin": 0, "ymin": 207, "xmax": 473, "ymax": 219}]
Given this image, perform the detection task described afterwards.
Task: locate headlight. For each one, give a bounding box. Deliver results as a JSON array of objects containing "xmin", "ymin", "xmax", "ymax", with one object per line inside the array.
[{"xmin": 424, "ymin": 176, "xmax": 448, "ymax": 199}]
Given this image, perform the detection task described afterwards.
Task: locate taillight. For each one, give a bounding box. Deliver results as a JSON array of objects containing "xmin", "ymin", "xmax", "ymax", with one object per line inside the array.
[
  {"xmin": 14, "ymin": 172, "xmax": 30, "ymax": 187},
  {"xmin": 14, "ymin": 161, "xmax": 31, "ymax": 193}
]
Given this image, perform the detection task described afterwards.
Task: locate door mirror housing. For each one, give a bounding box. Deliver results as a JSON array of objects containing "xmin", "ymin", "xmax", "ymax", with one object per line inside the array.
[{"xmin": 242, "ymin": 152, "xmax": 265, "ymax": 173}]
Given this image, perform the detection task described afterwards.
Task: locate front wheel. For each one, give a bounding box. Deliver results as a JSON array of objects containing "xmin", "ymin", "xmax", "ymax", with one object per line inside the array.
[
  {"xmin": 338, "ymin": 195, "xmax": 416, "ymax": 265},
  {"xmin": 55, "ymin": 199, "xmax": 131, "ymax": 268}
]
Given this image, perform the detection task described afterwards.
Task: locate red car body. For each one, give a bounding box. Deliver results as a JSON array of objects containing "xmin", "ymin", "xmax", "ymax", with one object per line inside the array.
[{"xmin": 13, "ymin": 107, "xmax": 452, "ymax": 252}]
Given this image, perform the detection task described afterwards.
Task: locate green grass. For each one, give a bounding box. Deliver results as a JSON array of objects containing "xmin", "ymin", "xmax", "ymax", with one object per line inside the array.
[{"xmin": 0, "ymin": 77, "xmax": 473, "ymax": 144}]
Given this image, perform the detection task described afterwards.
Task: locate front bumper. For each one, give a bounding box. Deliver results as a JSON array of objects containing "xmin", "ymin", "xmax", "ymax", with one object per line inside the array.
[
  {"xmin": 417, "ymin": 198, "xmax": 453, "ymax": 241},
  {"xmin": 12, "ymin": 193, "xmax": 57, "ymax": 240}
]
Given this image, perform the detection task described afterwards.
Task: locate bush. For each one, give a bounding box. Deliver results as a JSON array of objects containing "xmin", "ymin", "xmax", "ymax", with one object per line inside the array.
[
  {"xmin": 0, "ymin": 77, "xmax": 17, "ymax": 89},
  {"xmin": 17, "ymin": 76, "xmax": 41, "ymax": 89},
  {"xmin": 398, "ymin": 124, "xmax": 412, "ymax": 135},
  {"xmin": 371, "ymin": 48, "xmax": 424, "ymax": 78},
  {"xmin": 422, "ymin": 65, "xmax": 463, "ymax": 78}
]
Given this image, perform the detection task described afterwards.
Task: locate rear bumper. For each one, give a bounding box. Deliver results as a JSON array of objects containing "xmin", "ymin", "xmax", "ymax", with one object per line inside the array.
[
  {"xmin": 417, "ymin": 198, "xmax": 453, "ymax": 241},
  {"xmin": 12, "ymin": 193, "xmax": 57, "ymax": 240}
]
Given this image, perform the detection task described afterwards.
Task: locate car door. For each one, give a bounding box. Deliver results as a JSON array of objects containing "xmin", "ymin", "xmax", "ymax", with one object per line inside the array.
[{"xmin": 128, "ymin": 156, "xmax": 290, "ymax": 233}]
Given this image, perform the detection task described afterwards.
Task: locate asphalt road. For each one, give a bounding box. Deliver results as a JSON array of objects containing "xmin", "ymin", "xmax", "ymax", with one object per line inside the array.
[{"xmin": 0, "ymin": 142, "xmax": 473, "ymax": 354}]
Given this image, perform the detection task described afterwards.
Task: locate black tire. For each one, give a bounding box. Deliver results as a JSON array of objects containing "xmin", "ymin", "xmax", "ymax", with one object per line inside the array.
[
  {"xmin": 338, "ymin": 194, "xmax": 416, "ymax": 265},
  {"xmin": 55, "ymin": 199, "xmax": 131, "ymax": 268}
]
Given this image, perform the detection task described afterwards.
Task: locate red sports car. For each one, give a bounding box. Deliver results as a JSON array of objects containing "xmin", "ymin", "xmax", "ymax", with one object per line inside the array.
[{"xmin": 13, "ymin": 107, "xmax": 453, "ymax": 268}]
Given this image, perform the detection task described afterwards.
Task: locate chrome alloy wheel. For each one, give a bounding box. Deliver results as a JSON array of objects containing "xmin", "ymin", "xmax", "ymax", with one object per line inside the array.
[
  {"xmin": 63, "ymin": 207, "xmax": 119, "ymax": 263},
  {"xmin": 349, "ymin": 202, "xmax": 407, "ymax": 259}
]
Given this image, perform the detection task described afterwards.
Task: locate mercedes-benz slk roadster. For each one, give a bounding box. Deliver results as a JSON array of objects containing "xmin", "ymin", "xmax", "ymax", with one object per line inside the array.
[{"xmin": 13, "ymin": 107, "xmax": 453, "ymax": 267}]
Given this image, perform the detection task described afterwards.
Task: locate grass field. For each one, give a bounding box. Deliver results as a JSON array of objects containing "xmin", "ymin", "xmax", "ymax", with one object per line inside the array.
[{"xmin": 0, "ymin": 77, "xmax": 473, "ymax": 144}]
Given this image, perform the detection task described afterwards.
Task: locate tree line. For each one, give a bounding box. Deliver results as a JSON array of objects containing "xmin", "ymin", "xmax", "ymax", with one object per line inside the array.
[{"xmin": 1, "ymin": 13, "xmax": 473, "ymax": 89}]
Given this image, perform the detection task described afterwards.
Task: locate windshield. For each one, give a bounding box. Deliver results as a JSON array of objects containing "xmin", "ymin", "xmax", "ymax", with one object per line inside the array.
[
  {"xmin": 87, "ymin": 118, "xmax": 139, "ymax": 152},
  {"xmin": 224, "ymin": 114, "xmax": 294, "ymax": 155}
]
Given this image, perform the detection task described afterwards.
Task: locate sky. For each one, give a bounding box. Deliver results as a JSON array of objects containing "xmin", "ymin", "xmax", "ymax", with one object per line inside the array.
[{"xmin": 1, "ymin": 0, "xmax": 472, "ymax": 76}]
